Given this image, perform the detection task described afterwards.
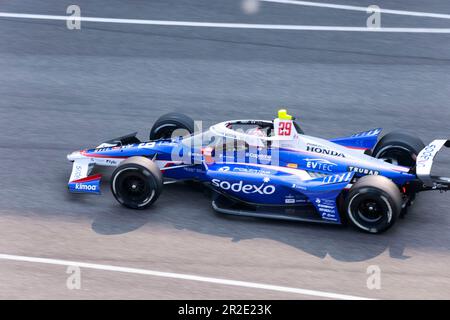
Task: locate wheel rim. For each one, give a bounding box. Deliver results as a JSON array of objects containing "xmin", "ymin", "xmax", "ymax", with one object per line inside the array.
[
  {"xmin": 348, "ymin": 191, "xmax": 393, "ymax": 232},
  {"xmin": 377, "ymin": 147, "xmax": 415, "ymax": 167},
  {"xmin": 357, "ymin": 199, "xmax": 384, "ymax": 223},
  {"xmin": 114, "ymin": 168, "xmax": 155, "ymax": 207}
]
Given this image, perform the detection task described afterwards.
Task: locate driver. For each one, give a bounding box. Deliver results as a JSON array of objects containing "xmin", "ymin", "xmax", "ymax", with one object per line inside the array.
[{"xmin": 246, "ymin": 126, "xmax": 266, "ymax": 137}]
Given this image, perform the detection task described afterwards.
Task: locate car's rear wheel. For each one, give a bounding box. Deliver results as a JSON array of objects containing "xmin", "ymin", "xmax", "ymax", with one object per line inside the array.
[
  {"xmin": 372, "ymin": 131, "xmax": 425, "ymax": 168},
  {"xmin": 344, "ymin": 175, "xmax": 402, "ymax": 234},
  {"xmin": 150, "ymin": 112, "xmax": 195, "ymax": 140},
  {"xmin": 111, "ymin": 156, "xmax": 163, "ymax": 209}
]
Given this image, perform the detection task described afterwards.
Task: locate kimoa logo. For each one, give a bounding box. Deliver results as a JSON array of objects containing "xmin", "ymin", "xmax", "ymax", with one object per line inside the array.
[
  {"xmin": 211, "ymin": 179, "xmax": 276, "ymax": 195},
  {"xmin": 75, "ymin": 183, "xmax": 97, "ymax": 191}
]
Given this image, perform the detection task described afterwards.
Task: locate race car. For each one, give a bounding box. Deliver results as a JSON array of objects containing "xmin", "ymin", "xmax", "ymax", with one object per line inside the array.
[{"xmin": 67, "ymin": 109, "xmax": 450, "ymax": 233}]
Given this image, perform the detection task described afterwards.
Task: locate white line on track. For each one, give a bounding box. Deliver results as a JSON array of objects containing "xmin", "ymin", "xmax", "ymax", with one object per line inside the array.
[
  {"xmin": 1, "ymin": 12, "xmax": 450, "ymax": 33},
  {"xmin": 261, "ymin": 0, "xmax": 450, "ymax": 20},
  {"xmin": 0, "ymin": 253, "xmax": 372, "ymax": 300}
]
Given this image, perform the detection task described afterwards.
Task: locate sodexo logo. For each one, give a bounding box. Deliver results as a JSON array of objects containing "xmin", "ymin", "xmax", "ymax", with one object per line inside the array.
[{"xmin": 211, "ymin": 179, "xmax": 276, "ymax": 195}]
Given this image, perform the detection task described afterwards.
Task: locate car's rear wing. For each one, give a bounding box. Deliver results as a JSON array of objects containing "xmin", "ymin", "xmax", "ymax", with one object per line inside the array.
[{"xmin": 416, "ymin": 139, "xmax": 450, "ymax": 189}]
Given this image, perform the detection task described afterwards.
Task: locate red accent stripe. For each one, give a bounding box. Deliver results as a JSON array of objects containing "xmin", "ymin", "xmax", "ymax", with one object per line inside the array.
[
  {"xmin": 344, "ymin": 146, "xmax": 368, "ymax": 150},
  {"xmin": 160, "ymin": 162, "xmax": 174, "ymax": 172},
  {"xmin": 393, "ymin": 166, "xmax": 410, "ymax": 173},
  {"xmin": 80, "ymin": 151, "xmax": 128, "ymax": 159},
  {"xmin": 72, "ymin": 174, "xmax": 102, "ymax": 183}
]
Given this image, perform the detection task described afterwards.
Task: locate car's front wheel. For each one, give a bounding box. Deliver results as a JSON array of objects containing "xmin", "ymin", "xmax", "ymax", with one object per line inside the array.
[
  {"xmin": 110, "ymin": 156, "xmax": 163, "ymax": 209},
  {"xmin": 344, "ymin": 175, "xmax": 402, "ymax": 234}
]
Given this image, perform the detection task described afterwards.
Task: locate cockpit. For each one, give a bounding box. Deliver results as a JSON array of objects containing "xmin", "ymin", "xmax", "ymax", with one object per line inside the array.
[{"xmin": 181, "ymin": 109, "xmax": 303, "ymax": 150}]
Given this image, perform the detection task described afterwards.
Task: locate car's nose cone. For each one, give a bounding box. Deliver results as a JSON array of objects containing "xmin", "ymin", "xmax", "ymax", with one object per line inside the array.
[{"xmin": 67, "ymin": 151, "xmax": 82, "ymax": 161}]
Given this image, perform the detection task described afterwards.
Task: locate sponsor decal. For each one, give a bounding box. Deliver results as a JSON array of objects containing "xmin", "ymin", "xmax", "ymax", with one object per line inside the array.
[
  {"xmin": 73, "ymin": 165, "xmax": 83, "ymax": 180},
  {"xmin": 417, "ymin": 144, "xmax": 437, "ymax": 168},
  {"xmin": 218, "ymin": 166, "xmax": 230, "ymax": 172},
  {"xmin": 286, "ymin": 163, "xmax": 298, "ymax": 168},
  {"xmin": 285, "ymin": 195, "xmax": 295, "ymax": 204},
  {"xmin": 75, "ymin": 183, "xmax": 98, "ymax": 191},
  {"xmin": 315, "ymin": 198, "xmax": 337, "ymax": 220},
  {"xmin": 246, "ymin": 152, "xmax": 271, "ymax": 161},
  {"xmin": 211, "ymin": 179, "xmax": 276, "ymax": 195},
  {"xmin": 157, "ymin": 141, "xmax": 178, "ymax": 146},
  {"xmin": 305, "ymin": 158, "xmax": 337, "ymax": 172},
  {"xmin": 94, "ymin": 143, "xmax": 134, "ymax": 152},
  {"xmin": 105, "ymin": 159, "xmax": 118, "ymax": 165},
  {"xmin": 232, "ymin": 167, "xmax": 272, "ymax": 175},
  {"xmin": 182, "ymin": 167, "xmax": 203, "ymax": 173},
  {"xmin": 321, "ymin": 213, "xmax": 337, "ymax": 221},
  {"xmin": 347, "ymin": 166, "xmax": 380, "ymax": 175},
  {"xmin": 121, "ymin": 144, "xmax": 134, "ymax": 149},
  {"xmin": 315, "ymin": 198, "xmax": 335, "ymax": 206},
  {"xmin": 95, "ymin": 142, "xmax": 117, "ymax": 149},
  {"xmin": 351, "ymin": 128, "xmax": 381, "ymax": 138},
  {"xmin": 306, "ymin": 145, "xmax": 345, "ymax": 158},
  {"xmin": 291, "ymin": 183, "xmax": 307, "ymax": 191},
  {"xmin": 138, "ymin": 142, "xmax": 156, "ymax": 149},
  {"xmin": 322, "ymin": 172, "xmax": 353, "ymax": 184},
  {"xmin": 222, "ymin": 155, "xmax": 236, "ymax": 161}
]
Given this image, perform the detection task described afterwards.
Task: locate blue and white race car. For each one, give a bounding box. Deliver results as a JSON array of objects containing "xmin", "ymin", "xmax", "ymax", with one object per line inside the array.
[{"xmin": 67, "ymin": 110, "xmax": 450, "ymax": 233}]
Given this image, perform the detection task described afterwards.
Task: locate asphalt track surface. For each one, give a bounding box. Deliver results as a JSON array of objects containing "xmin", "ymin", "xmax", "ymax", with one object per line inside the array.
[{"xmin": 0, "ymin": 0, "xmax": 450, "ymax": 299}]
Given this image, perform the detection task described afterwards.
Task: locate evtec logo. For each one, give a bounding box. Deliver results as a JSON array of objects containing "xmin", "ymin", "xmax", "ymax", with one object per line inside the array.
[
  {"xmin": 305, "ymin": 158, "xmax": 337, "ymax": 172},
  {"xmin": 211, "ymin": 179, "xmax": 276, "ymax": 195},
  {"xmin": 75, "ymin": 183, "xmax": 97, "ymax": 191}
]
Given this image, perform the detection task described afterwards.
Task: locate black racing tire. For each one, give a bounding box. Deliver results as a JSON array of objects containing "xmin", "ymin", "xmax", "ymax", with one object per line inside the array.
[
  {"xmin": 150, "ymin": 112, "xmax": 195, "ymax": 140},
  {"xmin": 344, "ymin": 175, "xmax": 402, "ymax": 234},
  {"xmin": 110, "ymin": 156, "xmax": 163, "ymax": 209},
  {"xmin": 372, "ymin": 131, "xmax": 425, "ymax": 168}
]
